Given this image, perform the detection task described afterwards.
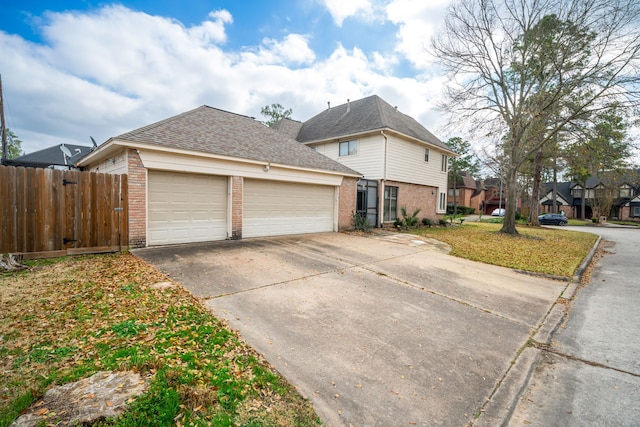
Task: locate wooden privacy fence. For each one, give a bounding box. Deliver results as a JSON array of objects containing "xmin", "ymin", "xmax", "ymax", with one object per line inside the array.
[{"xmin": 1, "ymin": 166, "xmax": 128, "ymax": 258}]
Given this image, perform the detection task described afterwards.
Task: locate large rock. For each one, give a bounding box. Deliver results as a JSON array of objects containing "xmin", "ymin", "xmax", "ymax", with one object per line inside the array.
[{"xmin": 11, "ymin": 371, "xmax": 149, "ymax": 427}]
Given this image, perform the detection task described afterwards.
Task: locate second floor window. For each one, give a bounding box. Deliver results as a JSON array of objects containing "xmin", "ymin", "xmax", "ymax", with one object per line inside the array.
[
  {"xmin": 424, "ymin": 148, "xmax": 430, "ymax": 162},
  {"xmin": 441, "ymin": 155, "xmax": 448, "ymax": 172},
  {"xmin": 620, "ymin": 185, "xmax": 633, "ymax": 198},
  {"xmin": 339, "ymin": 140, "xmax": 358, "ymax": 156}
]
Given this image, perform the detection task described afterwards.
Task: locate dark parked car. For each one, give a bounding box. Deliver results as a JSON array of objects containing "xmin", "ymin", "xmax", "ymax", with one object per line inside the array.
[{"xmin": 538, "ymin": 213, "xmax": 568, "ymax": 225}]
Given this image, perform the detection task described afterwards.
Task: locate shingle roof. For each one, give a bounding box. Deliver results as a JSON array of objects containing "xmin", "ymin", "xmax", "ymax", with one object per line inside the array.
[
  {"xmin": 13, "ymin": 144, "xmax": 92, "ymax": 167},
  {"xmin": 270, "ymin": 118, "xmax": 303, "ymax": 139},
  {"xmin": 295, "ymin": 95, "xmax": 450, "ymax": 151},
  {"xmin": 115, "ymin": 105, "xmax": 360, "ymax": 176}
]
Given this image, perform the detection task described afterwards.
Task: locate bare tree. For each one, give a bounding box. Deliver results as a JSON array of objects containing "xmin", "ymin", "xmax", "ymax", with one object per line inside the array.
[{"xmin": 433, "ymin": 0, "xmax": 640, "ymax": 234}]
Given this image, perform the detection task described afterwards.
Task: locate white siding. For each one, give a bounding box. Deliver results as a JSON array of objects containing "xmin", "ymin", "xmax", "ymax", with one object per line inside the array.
[
  {"xmin": 386, "ymin": 136, "xmax": 448, "ymax": 189},
  {"xmin": 137, "ymin": 150, "xmax": 344, "ymax": 186},
  {"xmin": 88, "ymin": 149, "xmax": 128, "ymax": 174},
  {"xmin": 312, "ymin": 135, "xmax": 384, "ymax": 178}
]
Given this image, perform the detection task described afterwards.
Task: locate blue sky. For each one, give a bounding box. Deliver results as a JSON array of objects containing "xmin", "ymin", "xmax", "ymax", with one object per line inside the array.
[{"xmin": 1, "ymin": 0, "xmax": 453, "ymax": 154}]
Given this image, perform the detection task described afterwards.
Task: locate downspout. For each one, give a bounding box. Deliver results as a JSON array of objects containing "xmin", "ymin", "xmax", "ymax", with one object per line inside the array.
[{"xmin": 380, "ymin": 130, "xmax": 388, "ymax": 227}]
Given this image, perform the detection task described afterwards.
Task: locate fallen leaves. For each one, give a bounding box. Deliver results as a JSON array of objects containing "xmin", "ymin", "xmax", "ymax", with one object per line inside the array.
[
  {"xmin": 414, "ymin": 223, "xmax": 598, "ymax": 278},
  {"xmin": 0, "ymin": 253, "xmax": 319, "ymax": 426}
]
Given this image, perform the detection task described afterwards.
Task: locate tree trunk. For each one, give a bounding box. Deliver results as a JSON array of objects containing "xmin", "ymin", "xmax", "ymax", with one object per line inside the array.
[
  {"xmin": 530, "ymin": 150, "xmax": 543, "ymax": 226},
  {"xmin": 500, "ymin": 167, "xmax": 520, "ymax": 235},
  {"xmin": 581, "ymin": 179, "xmax": 586, "ymax": 220},
  {"xmin": 552, "ymin": 162, "xmax": 558, "ymax": 214},
  {"xmin": 453, "ymin": 169, "xmax": 458, "ymax": 215}
]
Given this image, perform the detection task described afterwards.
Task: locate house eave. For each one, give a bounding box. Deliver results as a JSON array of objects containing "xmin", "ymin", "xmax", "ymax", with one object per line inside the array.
[
  {"xmin": 302, "ymin": 127, "xmax": 458, "ymax": 156},
  {"xmin": 78, "ymin": 139, "xmax": 362, "ymax": 178}
]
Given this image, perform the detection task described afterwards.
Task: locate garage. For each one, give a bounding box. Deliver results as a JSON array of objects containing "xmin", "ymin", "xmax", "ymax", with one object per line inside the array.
[
  {"xmin": 148, "ymin": 171, "xmax": 228, "ymax": 245},
  {"xmin": 243, "ymin": 179, "xmax": 335, "ymax": 238}
]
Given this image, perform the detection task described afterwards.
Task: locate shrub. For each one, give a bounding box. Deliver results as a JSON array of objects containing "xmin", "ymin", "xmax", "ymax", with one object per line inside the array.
[
  {"xmin": 438, "ymin": 218, "xmax": 448, "ymax": 227},
  {"xmin": 422, "ymin": 218, "xmax": 433, "ymax": 227},
  {"xmin": 352, "ymin": 212, "xmax": 372, "ymax": 232},
  {"xmin": 401, "ymin": 206, "xmax": 421, "ymax": 227},
  {"xmin": 393, "ymin": 218, "xmax": 404, "ymax": 228}
]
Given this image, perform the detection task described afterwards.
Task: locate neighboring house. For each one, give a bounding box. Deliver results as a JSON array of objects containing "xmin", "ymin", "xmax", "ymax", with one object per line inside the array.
[
  {"xmin": 540, "ymin": 172, "xmax": 640, "ymax": 220},
  {"xmin": 6, "ymin": 144, "xmax": 92, "ymax": 169},
  {"xmin": 77, "ymin": 105, "xmax": 361, "ymax": 247},
  {"xmin": 448, "ymin": 171, "xmax": 484, "ymax": 213},
  {"xmin": 279, "ymin": 95, "xmax": 457, "ymax": 226}
]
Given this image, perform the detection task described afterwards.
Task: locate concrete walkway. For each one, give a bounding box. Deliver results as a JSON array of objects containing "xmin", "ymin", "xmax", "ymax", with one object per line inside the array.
[{"xmin": 135, "ymin": 232, "xmax": 570, "ymax": 426}]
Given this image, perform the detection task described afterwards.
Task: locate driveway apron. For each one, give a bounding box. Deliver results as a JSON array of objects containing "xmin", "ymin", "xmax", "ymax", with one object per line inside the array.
[{"xmin": 135, "ymin": 232, "xmax": 566, "ymax": 426}]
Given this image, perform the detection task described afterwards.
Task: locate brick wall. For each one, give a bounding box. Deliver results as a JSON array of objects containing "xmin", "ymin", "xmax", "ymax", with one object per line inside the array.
[
  {"xmin": 231, "ymin": 176, "xmax": 243, "ymax": 239},
  {"xmin": 127, "ymin": 149, "xmax": 147, "ymax": 248},
  {"xmin": 338, "ymin": 177, "xmax": 358, "ymax": 230},
  {"xmin": 386, "ymin": 180, "xmax": 440, "ymax": 222}
]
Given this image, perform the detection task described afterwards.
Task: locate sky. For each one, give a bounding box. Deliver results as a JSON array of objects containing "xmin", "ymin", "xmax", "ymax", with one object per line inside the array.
[{"xmin": 0, "ymin": 0, "xmax": 455, "ymax": 155}]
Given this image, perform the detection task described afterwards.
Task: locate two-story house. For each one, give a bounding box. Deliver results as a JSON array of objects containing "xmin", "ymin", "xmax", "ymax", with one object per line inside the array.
[
  {"xmin": 448, "ymin": 171, "xmax": 485, "ymax": 214},
  {"xmin": 276, "ymin": 95, "xmax": 456, "ymax": 227},
  {"xmin": 540, "ymin": 172, "xmax": 640, "ymax": 220}
]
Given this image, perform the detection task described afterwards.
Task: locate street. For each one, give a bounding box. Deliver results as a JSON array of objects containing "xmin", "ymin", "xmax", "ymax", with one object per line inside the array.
[{"xmin": 506, "ymin": 226, "xmax": 640, "ymax": 426}]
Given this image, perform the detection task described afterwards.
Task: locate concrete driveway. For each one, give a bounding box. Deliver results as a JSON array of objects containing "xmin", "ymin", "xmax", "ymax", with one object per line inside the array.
[{"xmin": 135, "ymin": 232, "xmax": 568, "ymax": 426}]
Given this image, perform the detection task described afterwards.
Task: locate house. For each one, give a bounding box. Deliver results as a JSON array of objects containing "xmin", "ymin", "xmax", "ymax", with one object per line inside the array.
[
  {"xmin": 447, "ymin": 171, "xmax": 485, "ymax": 213},
  {"xmin": 5, "ymin": 143, "xmax": 92, "ymax": 169},
  {"xmin": 279, "ymin": 95, "xmax": 457, "ymax": 226},
  {"xmin": 540, "ymin": 171, "xmax": 640, "ymax": 220},
  {"xmin": 77, "ymin": 105, "xmax": 361, "ymax": 247}
]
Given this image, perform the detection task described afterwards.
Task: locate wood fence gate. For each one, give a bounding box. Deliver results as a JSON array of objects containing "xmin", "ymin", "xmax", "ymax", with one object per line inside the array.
[{"xmin": 1, "ymin": 166, "xmax": 128, "ymax": 259}]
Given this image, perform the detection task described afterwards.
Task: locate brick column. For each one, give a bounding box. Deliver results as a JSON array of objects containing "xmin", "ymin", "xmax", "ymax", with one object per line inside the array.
[
  {"xmin": 127, "ymin": 149, "xmax": 147, "ymax": 247},
  {"xmin": 338, "ymin": 177, "xmax": 357, "ymax": 230},
  {"xmin": 231, "ymin": 176, "xmax": 243, "ymax": 239}
]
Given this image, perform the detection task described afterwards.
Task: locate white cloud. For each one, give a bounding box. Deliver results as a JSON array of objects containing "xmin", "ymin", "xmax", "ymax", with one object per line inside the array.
[
  {"xmin": 240, "ymin": 34, "xmax": 316, "ymax": 66},
  {"xmin": 385, "ymin": 0, "xmax": 452, "ymax": 70},
  {"xmin": 320, "ymin": 0, "xmax": 374, "ymax": 26},
  {"xmin": 0, "ymin": 5, "xmax": 452, "ymax": 154}
]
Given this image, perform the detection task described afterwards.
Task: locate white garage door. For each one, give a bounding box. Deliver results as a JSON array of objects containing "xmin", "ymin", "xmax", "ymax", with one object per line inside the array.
[
  {"xmin": 243, "ymin": 179, "xmax": 335, "ymax": 238},
  {"xmin": 148, "ymin": 171, "xmax": 227, "ymax": 245}
]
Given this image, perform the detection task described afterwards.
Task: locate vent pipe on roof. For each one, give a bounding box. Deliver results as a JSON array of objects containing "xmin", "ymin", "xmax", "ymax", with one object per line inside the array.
[
  {"xmin": 327, "ymin": 101, "xmax": 331, "ymax": 109},
  {"xmin": 346, "ymin": 99, "xmax": 350, "ymax": 113}
]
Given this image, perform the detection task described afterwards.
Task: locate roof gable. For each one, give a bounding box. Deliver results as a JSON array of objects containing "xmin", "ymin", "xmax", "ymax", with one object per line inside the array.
[
  {"xmin": 296, "ymin": 95, "xmax": 449, "ymax": 151},
  {"xmin": 112, "ymin": 105, "xmax": 359, "ymax": 176}
]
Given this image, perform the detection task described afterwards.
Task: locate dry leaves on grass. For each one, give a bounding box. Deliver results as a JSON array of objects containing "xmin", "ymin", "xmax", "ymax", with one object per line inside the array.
[
  {"xmin": 0, "ymin": 253, "xmax": 319, "ymax": 427},
  {"xmin": 414, "ymin": 223, "xmax": 598, "ymax": 278}
]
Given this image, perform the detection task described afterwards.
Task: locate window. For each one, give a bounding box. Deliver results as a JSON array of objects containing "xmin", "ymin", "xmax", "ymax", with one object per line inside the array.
[
  {"xmin": 572, "ymin": 186, "xmax": 583, "ymax": 198},
  {"xmin": 634, "ymin": 206, "xmax": 640, "ymax": 217},
  {"xmin": 383, "ymin": 186, "xmax": 398, "ymax": 221},
  {"xmin": 439, "ymin": 192, "xmax": 447, "ymax": 211},
  {"xmin": 448, "ymin": 189, "xmax": 460, "ymax": 196},
  {"xmin": 424, "ymin": 148, "xmax": 430, "ymax": 162},
  {"xmin": 620, "ymin": 185, "xmax": 632, "ymax": 198},
  {"xmin": 339, "ymin": 140, "xmax": 358, "ymax": 156},
  {"xmin": 441, "ymin": 154, "xmax": 448, "ymax": 172}
]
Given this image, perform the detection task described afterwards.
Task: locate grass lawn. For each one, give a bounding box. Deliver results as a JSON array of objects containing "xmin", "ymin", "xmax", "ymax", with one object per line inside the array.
[
  {"xmin": 413, "ymin": 222, "xmax": 598, "ymax": 278},
  {"xmin": 0, "ymin": 253, "xmax": 319, "ymax": 427}
]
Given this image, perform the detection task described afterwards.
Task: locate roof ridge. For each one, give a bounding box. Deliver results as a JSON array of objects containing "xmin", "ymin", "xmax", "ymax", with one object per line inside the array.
[{"xmin": 118, "ymin": 105, "xmax": 260, "ymax": 139}]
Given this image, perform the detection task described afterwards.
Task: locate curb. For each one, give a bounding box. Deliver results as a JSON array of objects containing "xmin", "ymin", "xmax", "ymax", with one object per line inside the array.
[
  {"xmin": 572, "ymin": 235, "xmax": 601, "ymax": 284},
  {"xmin": 473, "ymin": 347, "xmax": 540, "ymax": 427},
  {"xmin": 475, "ymin": 234, "xmax": 602, "ymax": 426}
]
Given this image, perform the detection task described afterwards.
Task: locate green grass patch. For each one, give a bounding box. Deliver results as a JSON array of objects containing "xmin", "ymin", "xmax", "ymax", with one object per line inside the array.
[
  {"xmin": 413, "ymin": 222, "xmax": 598, "ymax": 278},
  {"xmin": 0, "ymin": 253, "xmax": 319, "ymax": 427}
]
